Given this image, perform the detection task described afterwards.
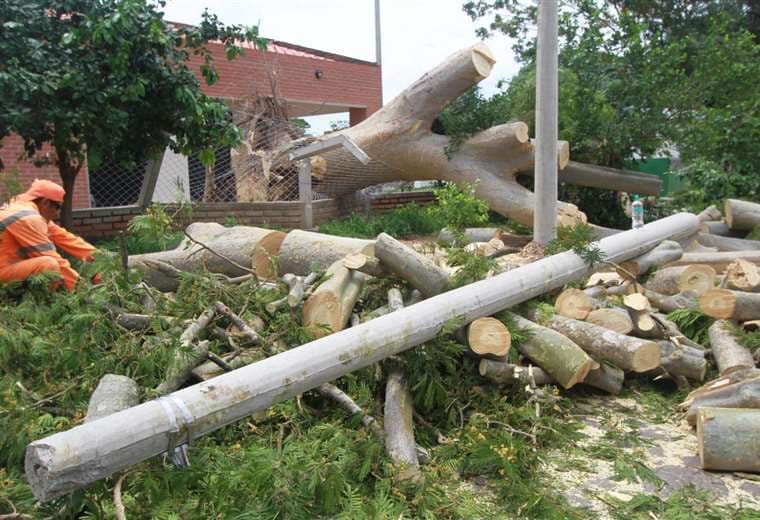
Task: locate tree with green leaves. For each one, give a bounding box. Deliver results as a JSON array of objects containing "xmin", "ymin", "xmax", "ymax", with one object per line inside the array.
[{"xmin": 0, "ymin": 0, "xmax": 265, "ymax": 226}]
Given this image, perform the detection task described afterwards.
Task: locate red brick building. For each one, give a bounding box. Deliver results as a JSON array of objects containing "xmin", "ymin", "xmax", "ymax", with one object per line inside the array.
[{"xmin": 0, "ymin": 36, "xmax": 383, "ymax": 208}]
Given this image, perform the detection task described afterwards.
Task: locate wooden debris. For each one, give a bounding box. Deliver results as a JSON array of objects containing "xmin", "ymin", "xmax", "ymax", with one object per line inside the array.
[
  {"xmin": 666, "ymin": 251, "xmax": 760, "ymax": 273},
  {"xmin": 375, "ymin": 232, "xmax": 449, "ymax": 297},
  {"xmin": 645, "ymin": 266, "xmax": 689, "ymax": 296},
  {"xmin": 618, "ymin": 240, "xmax": 682, "ymax": 276},
  {"xmin": 278, "ymin": 230, "xmax": 374, "ymax": 276},
  {"xmin": 554, "ymin": 288, "xmax": 594, "ymax": 320},
  {"xmin": 697, "ymin": 233, "xmax": 760, "ymax": 252},
  {"xmin": 725, "ymin": 198, "xmax": 760, "ymax": 231},
  {"xmin": 317, "ymin": 383, "xmax": 385, "ymax": 444},
  {"xmin": 155, "ymin": 308, "xmax": 216, "ymax": 395},
  {"xmin": 506, "ymin": 312, "xmax": 597, "ymax": 388},
  {"xmin": 707, "ymin": 320, "xmax": 756, "ymax": 375},
  {"xmin": 586, "ymin": 308, "xmax": 634, "ymax": 335},
  {"xmin": 697, "ymin": 205, "xmax": 722, "ymax": 222},
  {"xmin": 583, "ymin": 363, "xmax": 625, "ymax": 395},
  {"xmin": 725, "ymin": 259, "xmax": 760, "ymax": 292},
  {"xmin": 464, "ymin": 317, "xmax": 511, "ymax": 361},
  {"xmin": 677, "ymin": 264, "xmax": 717, "ymax": 296},
  {"xmin": 479, "ymin": 360, "xmax": 555, "ymax": 386},
  {"xmin": 214, "ymin": 302, "xmax": 260, "ymax": 345},
  {"xmin": 384, "ymin": 366, "xmax": 420, "ymax": 481},
  {"xmin": 644, "ymin": 289, "xmax": 700, "ymax": 313},
  {"xmin": 700, "ymin": 289, "xmax": 760, "ymax": 321},
  {"xmin": 686, "ymin": 377, "xmax": 760, "ymax": 426},
  {"xmin": 303, "ymin": 260, "xmax": 366, "ymax": 338},
  {"xmin": 85, "ymin": 375, "xmax": 140, "ymax": 423},
  {"xmin": 697, "ymin": 407, "xmax": 760, "ymax": 472},
  {"xmin": 655, "ymin": 340, "xmax": 708, "ymax": 382}
]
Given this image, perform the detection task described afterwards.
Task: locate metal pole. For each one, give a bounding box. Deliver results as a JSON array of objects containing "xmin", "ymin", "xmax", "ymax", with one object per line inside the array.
[
  {"xmin": 533, "ymin": 0, "xmax": 559, "ymax": 245},
  {"xmin": 374, "ymin": 0, "xmax": 382, "ymax": 66},
  {"xmin": 299, "ymin": 160, "xmax": 314, "ymax": 229}
]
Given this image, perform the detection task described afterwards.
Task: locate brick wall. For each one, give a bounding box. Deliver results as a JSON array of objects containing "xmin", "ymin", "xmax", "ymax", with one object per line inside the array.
[{"xmin": 369, "ymin": 191, "xmax": 437, "ymax": 213}]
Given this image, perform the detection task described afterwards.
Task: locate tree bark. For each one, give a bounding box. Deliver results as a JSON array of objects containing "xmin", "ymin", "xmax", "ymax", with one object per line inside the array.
[
  {"xmin": 277, "ymin": 230, "xmax": 375, "ymax": 276},
  {"xmin": 655, "ymin": 340, "xmax": 708, "ymax": 382},
  {"xmin": 696, "ymin": 233, "xmax": 760, "ymax": 252},
  {"xmin": 697, "ymin": 205, "xmax": 723, "ymax": 222},
  {"xmin": 667, "ymin": 251, "xmax": 760, "ymax": 273},
  {"xmin": 155, "ymin": 309, "xmax": 216, "ymax": 395},
  {"xmin": 303, "ymin": 260, "xmax": 366, "ymax": 338},
  {"xmin": 645, "ymin": 266, "xmax": 689, "ymax": 296},
  {"xmin": 725, "ymin": 199, "xmax": 760, "ymax": 231},
  {"xmin": 438, "ymin": 227, "xmax": 500, "ymax": 245},
  {"xmin": 57, "ymin": 156, "xmax": 82, "ymax": 230},
  {"xmin": 707, "ymin": 320, "xmax": 756, "ymax": 375},
  {"xmin": 686, "ymin": 377, "xmax": 760, "ymax": 426},
  {"xmin": 506, "ymin": 312, "xmax": 598, "ymax": 388},
  {"xmin": 525, "ymin": 311, "xmax": 661, "ymax": 372},
  {"xmin": 479, "ymin": 360, "xmax": 555, "ymax": 386},
  {"xmin": 697, "ymin": 407, "xmax": 760, "ymax": 472},
  {"xmin": 518, "ymin": 160, "xmax": 662, "ymax": 195},
  {"xmin": 701, "ymin": 289, "xmax": 760, "ymax": 321},
  {"xmin": 618, "ymin": 240, "xmax": 682, "ymax": 276},
  {"xmin": 583, "ymin": 363, "xmax": 625, "ymax": 395},
  {"xmin": 85, "ymin": 375, "xmax": 140, "ymax": 423},
  {"xmin": 644, "ymin": 289, "xmax": 700, "ymax": 313},
  {"xmin": 699, "ymin": 221, "xmax": 736, "ymax": 236},
  {"xmin": 375, "ymin": 233, "xmax": 450, "ymax": 297},
  {"xmin": 23, "ymin": 213, "xmax": 699, "ymax": 502},
  {"xmin": 318, "ymin": 382, "xmax": 385, "ymax": 444},
  {"xmin": 384, "ymin": 367, "xmax": 420, "ymax": 481}
]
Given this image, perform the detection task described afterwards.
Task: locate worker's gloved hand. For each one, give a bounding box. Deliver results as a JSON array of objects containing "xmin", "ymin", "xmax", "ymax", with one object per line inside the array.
[{"xmin": 91, "ymin": 273, "xmax": 103, "ymax": 285}]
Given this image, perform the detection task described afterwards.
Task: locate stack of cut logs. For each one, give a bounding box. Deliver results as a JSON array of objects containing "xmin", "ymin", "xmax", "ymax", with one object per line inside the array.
[
  {"xmin": 27, "ymin": 207, "xmax": 760, "ymax": 502},
  {"xmin": 124, "ymin": 202, "xmax": 760, "ymax": 475}
]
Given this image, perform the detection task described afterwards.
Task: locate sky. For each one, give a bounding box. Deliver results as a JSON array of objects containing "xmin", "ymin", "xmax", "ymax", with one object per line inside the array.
[{"xmin": 161, "ymin": 0, "xmax": 521, "ymax": 134}]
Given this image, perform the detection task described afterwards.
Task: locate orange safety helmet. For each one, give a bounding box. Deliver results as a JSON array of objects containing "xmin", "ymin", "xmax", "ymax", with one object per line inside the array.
[{"xmin": 16, "ymin": 179, "xmax": 66, "ymax": 203}]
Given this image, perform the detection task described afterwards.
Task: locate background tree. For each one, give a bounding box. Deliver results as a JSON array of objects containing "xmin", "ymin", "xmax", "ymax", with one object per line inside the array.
[
  {"xmin": 459, "ymin": 0, "xmax": 760, "ymax": 221},
  {"xmin": 0, "ymin": 0, "xmax": 265, "ymax": 226}
]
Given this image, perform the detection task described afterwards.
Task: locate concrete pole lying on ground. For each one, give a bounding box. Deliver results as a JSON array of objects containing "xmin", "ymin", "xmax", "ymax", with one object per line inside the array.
[
  {"xmin": 25, "ymin": 213, "xmax": 699, "ymax": 502},
  {"xmin": 533, "ymin": 0, "xmax": 559, "ymax": 245}
]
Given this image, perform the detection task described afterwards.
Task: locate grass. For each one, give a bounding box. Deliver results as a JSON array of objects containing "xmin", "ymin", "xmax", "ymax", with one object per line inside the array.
[{"xmin": 319, "ymin": 203, "xmax": 446, "ymax": 239}]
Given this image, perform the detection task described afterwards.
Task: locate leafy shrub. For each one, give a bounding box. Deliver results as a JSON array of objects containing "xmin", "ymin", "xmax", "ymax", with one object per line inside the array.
[
  {"xmin": 320, "ymin": 203, "xmax": 445, "ymax": 239},
  {"xmin": 429, "ymin": 181, "xmax": 489, "ymax": 232}
]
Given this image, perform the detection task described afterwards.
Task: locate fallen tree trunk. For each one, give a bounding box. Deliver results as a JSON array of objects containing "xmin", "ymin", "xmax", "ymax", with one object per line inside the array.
[
  {"xmin": 699, "ymin": 221, "xmax": 736, "ymax": 236},
  {"xmin": 505, "ymin": 312, "xmax": 597, "ymax": 388},
  {"xmin": 277, "ymin": 230, "xmax": 375, "ymax": 276},
  {"xmin": 655, "ymin": 341, "xmax": 708, "ymax": 382},
  {"xmin": 129, "ymin": 227, "xmax": 285, "ymax": 290},
  {"xmin": 384, "ymin": 367, "xmax": 420, "ymax": 481},
  {"xmin": 524, "ymin": 311, "xmax": 661, "ymax": 372},
  {"xmin": 707, "ymin": 320, "xmax": 756, "ymax": 375},
  {"xmin": 644, "ymin": 289, "xmax": 700, "ymax": 313},
  {"xmin": 24, "ymin": 213, "xmax": 698, "ymax": 502},
  {"xmin": 645, "ymin": 266, "xmax": 689, "ymax": 296},
  {"xmin": 725, "ymin": 259, "xmax": 760, "ymax": 292},
  {"xmin": 697, "ymin": 407, "xmax": 760, "ymax": 472},
  {"xmin": 583, "ymin": 363, "xmax": 625, "ymax": 395},
  {"xmin": 375, "ymin": 233, "xmax": 450, "ymax": 297},
  {"xmin": 303, "ymin": 260, "xmax": 366, "ymax": 338},
  {"xmin": 619, "ymin": 240, "xmax": 682, "ymax": 276},
  {"xmin": 686, "ymin": 377, "xmax": 760, "ymax": 426},
  {"xmin": 518, "ymin": 161, "xmax": 662, "ymax": 196},
  {"xmin": 479, "ymin": 360, "xmax": 555, "ymax": 386},
  {"xmin": 696, "ymin": 233, "xmax": 760, "ymax": 252},
  {"xmin": 725, "ymin": 199, "xmax": 760, "ymax": 231},
  {"xmin": 666, "ymin": 251, "xmax": 760, "ymax": 273},
  {"xmin": 700, "ymin": 289, "xmax": 760, "ymax": 321},
  {"xmin": 85, "ymin": 375, "xmax": 140, "ymax": 423}
]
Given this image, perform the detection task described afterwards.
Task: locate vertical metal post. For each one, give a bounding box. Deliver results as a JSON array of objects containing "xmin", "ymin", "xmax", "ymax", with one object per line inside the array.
[
  {"xmin": 533, "ymin": 0, "xmax": 559, "ymax": 245},
  {"xmin": 374, "ymin": 0, "xmax": 382, "ymax": 66},
  {"xmin": 299, "ymin": 160, "xmax": 314, "ymax": 229}
]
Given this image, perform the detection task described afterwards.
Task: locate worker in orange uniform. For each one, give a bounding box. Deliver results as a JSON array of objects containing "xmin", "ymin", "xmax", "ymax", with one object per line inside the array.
[{"xmin": 0, "ymin": 179, "xmax": 97, "ymax": 291}]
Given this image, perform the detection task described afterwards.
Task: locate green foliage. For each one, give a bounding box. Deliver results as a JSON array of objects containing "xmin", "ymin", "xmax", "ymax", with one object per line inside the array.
[
  {"xmin": 608, "ymin": 486, "xmax": 759, "ymax": 520},
  {"xmin": 429, "ymin": 181, "xmax": 489, "ymax": 232},
  {"xmin": 437, "ymin": 87, "xmax": 509, "ymax": 157},
  {"xmin": 126, "ymin": 203, "xmax": 190, "ymax": 254},
  {"xmin": 319, "ymin": 203, "xmax": 446, "ymax": 239},
  {"xmin": 446, "ymin": 248, "xmax": 495, "ymax": 289},
  {"xmin": 666, "ymin": 309, "xmax": 714, "ymax": 345},
  {"xmin": 545, "ymin": 222, "xmax": 606, "ymax": 266},
  {"xmin": 0, "ymin": 0, "xmax": 265, "ymax": 223},
  {"xmin": 0, "ymin": 168, "xmax": 23, "ymax": 205}
]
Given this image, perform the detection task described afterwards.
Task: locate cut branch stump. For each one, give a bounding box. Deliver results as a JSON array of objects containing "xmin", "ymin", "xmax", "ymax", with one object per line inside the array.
[{"xmin": 697, "ymin": 407, "xmax": 760, "ymax": 472}]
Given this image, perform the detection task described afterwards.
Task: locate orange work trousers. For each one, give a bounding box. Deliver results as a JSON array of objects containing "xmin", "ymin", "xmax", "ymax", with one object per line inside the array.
[{"xmin": 0, "ymin": 257, "xmax": 66, "ymax": 289}]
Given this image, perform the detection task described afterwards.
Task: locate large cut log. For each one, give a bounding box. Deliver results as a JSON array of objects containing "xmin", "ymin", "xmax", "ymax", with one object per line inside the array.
[
  {"xmin": 505, "ymin": 312, "xmax": 597, "ymax": 388},
  {"xmin": 85, "ymin": 375, "xmax": 140, "ymax": 423},
  {"xmin": 700, "ymin": 289, "xmax": 760, "ymax": 321},
  {"xmin": 666, "ymin": 251, "xmax": 760, "ymax": 273},
  {"xmin": 725, "ymin": 199, "xmax": 760, "ymax": 231},
  {"xmin": 725, "ymin": 259, "xmax": 760, "ymax": 292},
  {"xmin": 583, "ymin": 363, "xmax": 625, "ymax": 395},
  {"xmin": 462, "ymin": 317, "xmax": 511, "ymax": 361},
  {"xmin": 645, "ymin": 266, "xmax": 689, "ymax": 296},
  {"xmin": 554, "ymin": 288, "xmax": 594, "ymax": 319},
  {"xmin": 586, "ymin": 308, "xmax": 634, "ymax": 334},
  {"xmin": 519, "ymin": 161, "xmax": 662, "ymax": 195},
  {"xmin": 129, "ymin": 226, "xmax": 286, "ymax": 290},
  {"xmin": 375, "ymin": 233, "xmax": 449, "ymax": 297},
  {"xmin": 655, "ymin": 340, "xmax": 708, "ymax": 382},
  {"xmin": 479, "ymin": 360, "xmax": 555, "ymax": 386},
  {"xmin": 677, "ymin": 265, "xmax": 716, "ymax": 296},
  {"xmin": 696, "ymin": 233, "xmax": 760, "ymax": 252},
  {"xmin": 303, "ymin": 260, "xmax": 366, "ymax": 338},
  {"xmin": 438, "ymin": 227, "xmax": 499, "ymax": 245},
  {"xmin": 686, "ymin": 377, "xmax": 760, "ymax": 425},
  {"xmin": 707, "ymin": 320, "xmax": 756, "ymax": 375},
  {"xmin": 268, "ymin": 44, "xmax": 583, "ymax": 227},
  {"xmin": 697, "ymin": 407, "xmax": 760, "ymax": 472},
  {"xmin": 384, "ymin": 367, "xmax": 420, "ymax": 481},
  {"xmin": 277, "ymin": 230, "xmax": 375, "ymax": 276},
  {"xmin": 24, "ymin": 213, "xmax": 698, "ymax": 502},
  {"xmin": 644, "ymin": 289, "xmax": 699, "ymax": 313},
  {"xmin": 524, "ymin": 311, "xmax": 661, "ymax": 372},
  {"xmin": 618, "ymin": 240, "xmax": 682, "ymax": 276},
  {"xmin": 699, "ymin": 221, "xmax": 737, "ymax": 236},
  {"xmin": 683, "ymin": 368, "xmax": 760, "ymax": 407}
]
